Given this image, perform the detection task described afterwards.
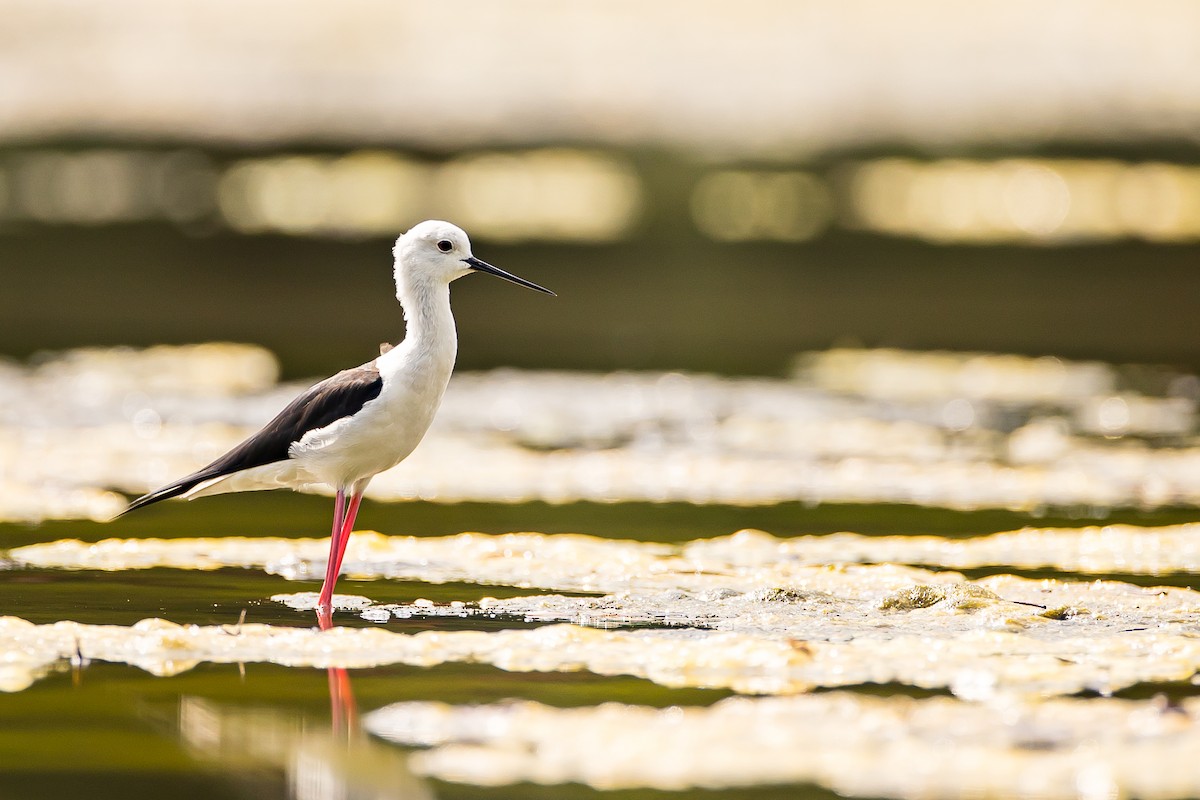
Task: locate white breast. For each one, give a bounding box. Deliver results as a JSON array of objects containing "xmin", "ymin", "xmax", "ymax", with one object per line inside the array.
[{"xmin": 289, "ymin": 335, "xmax": 456, "ymax": 490}]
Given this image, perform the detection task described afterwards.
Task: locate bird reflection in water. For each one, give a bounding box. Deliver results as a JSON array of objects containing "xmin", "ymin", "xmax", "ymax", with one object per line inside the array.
[{"xmin": 176, "ymin": 643, "xmax": 428, "ymax": 799}]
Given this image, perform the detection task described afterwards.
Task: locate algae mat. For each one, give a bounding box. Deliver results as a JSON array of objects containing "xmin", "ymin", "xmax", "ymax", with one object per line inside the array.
[{"xmin": 5, "ymin": 526, "xmax": 1200, "ymax": 797}]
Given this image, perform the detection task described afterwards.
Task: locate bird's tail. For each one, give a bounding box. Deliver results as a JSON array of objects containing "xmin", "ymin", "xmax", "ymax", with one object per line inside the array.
[{"xmin": 116, "ymin": 471, "xmax": 217, "ymax": 519}]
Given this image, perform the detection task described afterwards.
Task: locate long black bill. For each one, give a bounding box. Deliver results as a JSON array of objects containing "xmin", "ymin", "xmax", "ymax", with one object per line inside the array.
[{"xmin": 463, "ymin": 256, "xmax": 555, "ymax": 296}]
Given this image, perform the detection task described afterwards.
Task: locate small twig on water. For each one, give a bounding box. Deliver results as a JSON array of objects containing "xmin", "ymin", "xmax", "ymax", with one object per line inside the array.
[
  {"xmin": 222, "ymin": 608, "xmax": 248, "ymax": 636},
  {"xmin": 71, "ymin": 636, "xmax": 89, "ymax": 686}
]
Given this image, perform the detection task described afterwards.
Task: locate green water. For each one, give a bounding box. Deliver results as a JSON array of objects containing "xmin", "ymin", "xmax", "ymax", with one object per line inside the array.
[
  {"xmin": 2, "ymin": 496, "xmax": 1199, "ymax": 799},
  {"xmin": 7, "ymin": 218, "xmax": 1200, "ymax": 380}
]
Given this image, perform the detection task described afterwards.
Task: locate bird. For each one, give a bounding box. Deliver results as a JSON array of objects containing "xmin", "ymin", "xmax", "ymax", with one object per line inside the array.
[{"xmin": 120, "ymin": 220, "xmax": 554, "ymax": 616}]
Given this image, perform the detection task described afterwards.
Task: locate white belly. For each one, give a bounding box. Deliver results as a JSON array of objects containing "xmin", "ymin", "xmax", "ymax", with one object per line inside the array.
[
  {"xmin": 291, "ymin": 393, "xmax": 435, "ymax": 486},
  {"xmin": 289, "ymin": 345, "xmax": 453, "ymax": 490}
]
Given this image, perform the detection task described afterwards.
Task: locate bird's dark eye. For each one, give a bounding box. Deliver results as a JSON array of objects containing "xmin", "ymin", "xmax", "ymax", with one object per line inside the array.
[{"xmin": 437, "ymin": 240, "xmax": 453, "ymax": 253}]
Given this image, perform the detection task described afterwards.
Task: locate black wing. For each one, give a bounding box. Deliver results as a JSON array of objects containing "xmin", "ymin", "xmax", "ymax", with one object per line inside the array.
[{"xmin": 120, "ymin": 362, "xmax": 383, "ymax": 515}]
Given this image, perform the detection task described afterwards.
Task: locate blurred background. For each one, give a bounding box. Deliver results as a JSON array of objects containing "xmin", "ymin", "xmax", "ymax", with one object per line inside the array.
[{"xmin": 3, "ymin": 0, "xmax": 1200, "ymax": 379}]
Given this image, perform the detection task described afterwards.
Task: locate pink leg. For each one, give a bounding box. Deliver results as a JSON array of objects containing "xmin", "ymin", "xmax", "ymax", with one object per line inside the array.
[
  {"xmin": 317, "ymin": 489, "xmax": 347, "ymax": 611},
  {"xmin": 331, "ymin": 491, "xmax": 364, "ymax": 579}
]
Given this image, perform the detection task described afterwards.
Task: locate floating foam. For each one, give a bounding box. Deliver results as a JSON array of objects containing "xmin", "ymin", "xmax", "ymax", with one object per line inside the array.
[
  {"xmin": 8, "ymin": 528, "xmax": 1200, "ymax": 698},
  {"xmin": 367, "ymin": 693, "xmax": 1200, "ymax": 796},
  {"xmin": 5, "ymin": 609, "xmax": 1200, "ymax": 701},
  {"xmin": 14, "ymin": 526, "xmax": 1200, "ymax": 582}
]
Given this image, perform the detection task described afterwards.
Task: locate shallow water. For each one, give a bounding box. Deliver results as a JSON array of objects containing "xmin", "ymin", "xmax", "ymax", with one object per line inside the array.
[
  {"xmin": 2, "ymin": 662, "xmax": 742, "ymax": 800},
  {"xmin": 4, "ymin": 495, "xmax": 1200, "ymax": 799}
]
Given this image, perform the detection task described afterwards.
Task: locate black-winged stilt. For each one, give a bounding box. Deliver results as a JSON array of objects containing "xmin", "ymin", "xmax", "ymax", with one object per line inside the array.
[{"xmin": 121, "ymin": 220, "xmax": 554, "ymax": 617}]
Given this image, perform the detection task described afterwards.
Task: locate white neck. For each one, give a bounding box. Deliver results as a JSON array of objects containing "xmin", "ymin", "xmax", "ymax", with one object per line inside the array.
[{"xmin": 380, "ymin": 272, "xmax": 458, "ymax": 376}]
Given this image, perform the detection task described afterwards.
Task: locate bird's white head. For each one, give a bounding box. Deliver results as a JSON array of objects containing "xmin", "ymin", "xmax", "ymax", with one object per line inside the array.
[{"xmin": 392, "ymin": 220, "xmax": 555, "ymax": 296}]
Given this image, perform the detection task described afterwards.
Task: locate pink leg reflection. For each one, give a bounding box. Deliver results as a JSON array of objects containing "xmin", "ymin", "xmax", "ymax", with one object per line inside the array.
[{"xmin": 317, "ymin": 608, "xmax": 359, "ymax": 737}]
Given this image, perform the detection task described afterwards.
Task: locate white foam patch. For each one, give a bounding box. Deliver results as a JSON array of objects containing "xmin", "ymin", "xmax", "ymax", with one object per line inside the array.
[
  {"xmin": 366, "ymin": 693, "xmax": 1200, "ymax": 795},
  {"xmin": 276, "ymin": 568, "xmax": 1200, "ymax": 700},
  {"xmin": 13, "ymin": 526, "xmax": 1200, "ymax": 582},
  {"xmin": 6, "ymin": 612, "xmax": 1200, "ymax": 700},
  {"xmin": 5, "ymin": 535, "xmax": 1200, "ymax": 699}
]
